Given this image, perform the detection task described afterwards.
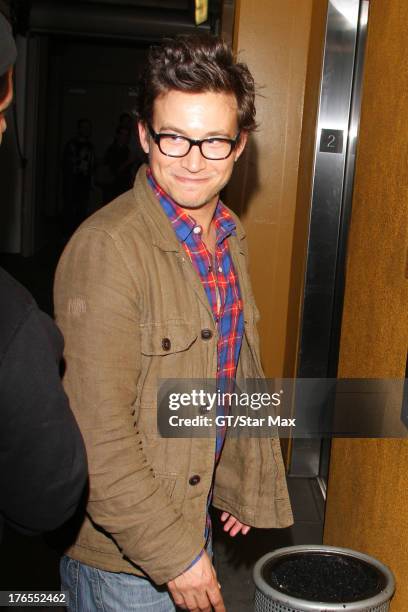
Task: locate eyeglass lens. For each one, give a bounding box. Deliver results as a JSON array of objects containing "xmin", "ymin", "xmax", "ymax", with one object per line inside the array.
[{"xmin": 159, "ymin": 135, "xmax": 233, "ymax": 159}]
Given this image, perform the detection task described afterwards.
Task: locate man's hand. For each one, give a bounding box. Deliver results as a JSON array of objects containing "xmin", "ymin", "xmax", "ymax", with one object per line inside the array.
[
  {"xmin": 167, "ymin": 550, "xmax": 225, "ymax": 611},
  {"xmin": 220, "ymin": 512, "xmax": 251, "ymax": 537}
]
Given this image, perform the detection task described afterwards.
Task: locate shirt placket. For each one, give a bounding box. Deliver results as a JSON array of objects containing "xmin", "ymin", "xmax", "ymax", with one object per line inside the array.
[{"xmin": 147, "ymin": 168, "xmax": 244, "ymax": 560}]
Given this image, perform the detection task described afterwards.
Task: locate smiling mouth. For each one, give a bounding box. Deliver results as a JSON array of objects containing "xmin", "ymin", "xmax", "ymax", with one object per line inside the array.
[{"xmin": 174, "ymin": 175, "xmax": 211, "ymax": 183}]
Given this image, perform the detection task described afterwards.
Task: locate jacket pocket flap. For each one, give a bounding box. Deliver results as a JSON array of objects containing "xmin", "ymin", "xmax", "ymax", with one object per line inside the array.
[{"xmin": 140, "ymin": 321, "xmax": 198, "ymax": 355}]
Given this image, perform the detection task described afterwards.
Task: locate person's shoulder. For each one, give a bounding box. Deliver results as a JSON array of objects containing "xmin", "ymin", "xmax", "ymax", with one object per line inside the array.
[
  {"xmin": 73, "ymin": 167, "xmax": 151, "ymax": 242},
  {"xmin": 0, "ymin": 268, "xmax": 36, "ymax": 357},
  {"xmin": 76, "ymin": 188, "xmax": 142, "ymax": 239},
  {"xmin": 0, "ymin": 267, "xmax": 35, "ymax": 312}
]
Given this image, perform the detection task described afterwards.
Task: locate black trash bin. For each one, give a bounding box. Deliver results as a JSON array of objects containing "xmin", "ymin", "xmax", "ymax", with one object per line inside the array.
[{"xmin": 253, "ymin": 545, "xmax": 395, "ymax": 611}]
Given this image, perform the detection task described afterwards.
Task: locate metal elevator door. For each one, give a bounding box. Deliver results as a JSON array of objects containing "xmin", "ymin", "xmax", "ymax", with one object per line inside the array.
[{"xmin": 289, "ymin": 0, "xmax": 370, "ymax": 487}]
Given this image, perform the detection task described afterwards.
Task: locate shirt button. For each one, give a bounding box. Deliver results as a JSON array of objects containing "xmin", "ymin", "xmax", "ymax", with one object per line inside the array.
[
  {"xmin": 189, "ymin": 474, "xmax": 201, "ymax": 486},
  {"xmin": 201, "ymin": 328, "xmax": 213, "ymax": 340},
  {"xmin": 193, "ymin": 225, "xmax": 202, "ymax": 234},
  {"xmin": 161, "ymin": 337, "xmax": 171, "ymax": 351},
  {"xmin": 218, "ymin": 266, "xmax": 222, "ymax": 273}
]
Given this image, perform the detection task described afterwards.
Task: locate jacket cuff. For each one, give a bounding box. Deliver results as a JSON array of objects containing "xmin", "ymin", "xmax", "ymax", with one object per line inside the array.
[{"xmin": 183, "ymin": 547, "xmax": 205, "ymax": 573}]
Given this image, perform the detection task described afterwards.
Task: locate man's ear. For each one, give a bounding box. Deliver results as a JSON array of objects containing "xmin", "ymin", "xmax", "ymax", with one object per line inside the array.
[
  {"xmin": 138, "ymin": 121, "xmax": 150, "ymax": 155},
  {"xmin": 234, "ymin": 130, "xmax": 248, "ymax": 162}
]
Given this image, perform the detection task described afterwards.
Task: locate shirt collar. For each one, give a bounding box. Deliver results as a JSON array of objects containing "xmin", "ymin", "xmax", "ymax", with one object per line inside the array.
[{"xmin": 146, "ymin": 167, "xmax": 236, "ymax": 245}]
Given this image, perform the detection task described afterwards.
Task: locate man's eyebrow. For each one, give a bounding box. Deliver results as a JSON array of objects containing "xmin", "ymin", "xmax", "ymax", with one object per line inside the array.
[{"xmin": 158, "ymin": 125, "xmax": 235, "ymax": 138}]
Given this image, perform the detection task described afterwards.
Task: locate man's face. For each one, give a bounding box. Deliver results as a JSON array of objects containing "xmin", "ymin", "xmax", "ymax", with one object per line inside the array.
[
  {"xmin": 138, "ymin": 90, "xmax": 247, "ymax": 209},
  {"xmin": 0, "ymin": 68, "xmax": 13, "ymax": 147}
]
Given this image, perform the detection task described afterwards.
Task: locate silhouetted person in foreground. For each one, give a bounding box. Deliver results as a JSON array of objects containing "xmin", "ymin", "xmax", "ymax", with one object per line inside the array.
[{"xmin": 0, "ymin": 10, "xmax": 87, "ymax": 541}]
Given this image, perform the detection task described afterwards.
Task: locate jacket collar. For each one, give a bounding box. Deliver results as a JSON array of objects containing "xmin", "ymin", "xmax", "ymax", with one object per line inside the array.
[{"xmin": 134, "ymin": 164, "xmax": 246, "ymax": 252}]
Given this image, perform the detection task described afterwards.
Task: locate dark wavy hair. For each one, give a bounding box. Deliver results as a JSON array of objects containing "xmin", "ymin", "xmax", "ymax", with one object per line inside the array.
[{"xmin": 136, "ymin": 34, "xmax": 257, "ymax": 133}]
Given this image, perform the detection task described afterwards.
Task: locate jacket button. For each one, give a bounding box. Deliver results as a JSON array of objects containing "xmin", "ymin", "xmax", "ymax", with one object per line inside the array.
[
  {"xmin": 201, "ymin": 329, "xmax": 213, "ymax": 340},
  {"xmin": 189, "ymin": 474, "xmax": 201, "ymax": 486},
  {"xmin": 162, "ymin": 337, "xmax": 171, "ymax": 351}
]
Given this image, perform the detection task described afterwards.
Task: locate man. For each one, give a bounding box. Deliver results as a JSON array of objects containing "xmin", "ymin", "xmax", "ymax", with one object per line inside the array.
[
  {"xmin": 55, "ymin": 34, "xmax": 293, "ymax": 611},
  {"xmin": 0, "ymin": 10, "xmax": 87, "ymax": 540},
  {"xmin": 62, "ymin": 118, "xmax": 95, "ymax": 237}
]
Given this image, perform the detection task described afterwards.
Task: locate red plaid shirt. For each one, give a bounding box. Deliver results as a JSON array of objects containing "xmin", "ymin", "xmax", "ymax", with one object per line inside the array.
[{"xmin": 147, "ymin": 168, "xmax": 244, "ymax": 567}]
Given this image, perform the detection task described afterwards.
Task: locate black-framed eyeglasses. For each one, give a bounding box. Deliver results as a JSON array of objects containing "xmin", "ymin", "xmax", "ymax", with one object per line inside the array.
[{"xmin": 147, "ymin": 124, "xmax": 240, "ymax": 160}]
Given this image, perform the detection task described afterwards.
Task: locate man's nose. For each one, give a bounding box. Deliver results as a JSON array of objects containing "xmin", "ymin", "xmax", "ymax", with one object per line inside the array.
[{"xmin": 181, "ymin": 143, "xmax": 206, "ymax": 172}]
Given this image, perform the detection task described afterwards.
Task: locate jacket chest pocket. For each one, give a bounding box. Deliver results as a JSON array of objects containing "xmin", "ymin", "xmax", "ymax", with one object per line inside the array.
[
  {"xmin": 140, "ymin": 319, "xmax": 198, "ymax": 394},
  {"xmin": 135, "ymin": 322, "xmax": 199, "ymax": 441},
  {"xmin": 140, "ymin": 320, "xmax": 198, "ymax": 357}
]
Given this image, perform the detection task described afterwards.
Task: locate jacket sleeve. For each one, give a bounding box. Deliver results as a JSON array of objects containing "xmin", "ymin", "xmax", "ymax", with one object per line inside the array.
[
  {"xmin": 0, "ymin": 306, "xmax": 88, "ymax": 535},
  {"xmin": 54, "ymin": 227, "xmax": 204, "ymax": 585}
]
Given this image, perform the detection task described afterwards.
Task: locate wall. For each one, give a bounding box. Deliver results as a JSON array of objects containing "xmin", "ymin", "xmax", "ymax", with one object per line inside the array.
[
  {"xmin": 324, "ymin": 1, "xmax": 408, "ymax": 609},
  {"xmin": 226, "ymin": 0, "xmax": 321, "ymax": 378}
]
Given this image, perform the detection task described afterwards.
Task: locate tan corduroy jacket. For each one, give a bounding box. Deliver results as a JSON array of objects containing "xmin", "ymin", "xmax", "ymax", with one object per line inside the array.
[{"xmin": 54, "ymin": 165, "xmax": 293, "ymax": 586}]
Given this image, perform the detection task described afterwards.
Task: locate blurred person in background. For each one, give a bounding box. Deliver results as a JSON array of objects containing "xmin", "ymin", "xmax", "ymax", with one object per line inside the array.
[
  {"xmin": 101, "ymin": 125, "xmax": 133, "ymax": 203},
  {"xmin": 61, "ymin": 118, "xmax": 95, "ymax": 238},
  {"xmin": 118, "ymin": 111, "xmax": 145, "ymax": 178}
]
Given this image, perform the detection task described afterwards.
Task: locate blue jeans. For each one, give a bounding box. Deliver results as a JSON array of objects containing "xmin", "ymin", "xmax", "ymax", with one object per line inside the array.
[{"xmin": 60, "ymin": 541, "xmax": 213, "ymax": 612}]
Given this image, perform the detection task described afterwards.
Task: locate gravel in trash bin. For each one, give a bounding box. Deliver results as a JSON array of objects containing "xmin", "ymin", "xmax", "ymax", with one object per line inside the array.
[{"xmin": 264, "ymin": 552, "xmax": 385, "ymax": 603}]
